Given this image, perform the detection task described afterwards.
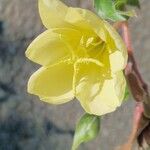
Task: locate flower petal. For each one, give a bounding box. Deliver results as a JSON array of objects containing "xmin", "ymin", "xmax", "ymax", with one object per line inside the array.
[
  {"xmin": 74, "ymin": 60, "xmax": 106, "ymax": 113},
  {"xmin": 104, "ymin": 21, "xmax": 126, "ymax": 52},
  {"xmin": 97, "ymin": 45, "xmax": 125, "ymax": 73},
  {"xmin": 64, "ymin": 6, "xmax": 127, "ymax": 72},
  {"xmin": 26, "ymin": 28, "xmax": 81, "ymax": 66},
  {"xmin": 28, "ymin": 61, "xmax": 74, "ymax": 104},
  {"xmin": 109, "ymin": 50, "xmax": 125, "ymax": 73},
  {"xmin": 39, "ymin": 0, "xmax": 107, "ymax": 40},
  {"xmin": 65, "ymin": 8, "xmax": 107, "ymax": 41},
  {"xmin": 39, "ymin": 0, "xmax": 74, "ymax": 29},
  {"xmin": 88, "ymin": 71, "xmax": 126, "ymax": 116},
  {"xmin": 104, "ymin": 21, "xmax": 128, "ymax": 70},
  {"xmin": 74, "ymin": 60, "xmax": 126, "ymax": 116},
  {"xmin": 65, "ymin": 7, "xmax": 127, "ymax": 73}
]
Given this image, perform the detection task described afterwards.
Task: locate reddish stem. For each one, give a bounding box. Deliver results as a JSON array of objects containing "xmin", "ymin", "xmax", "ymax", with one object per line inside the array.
[
  {"xmin": 117, "ymin": 103, "xmax": 144, "ymax": 150},
  {"xmin": 121, "ymin": 22, "xmax": 147, "ymax": 91},
  {"xmin": 119, "ymin": 21, "xmax": 150, "ymax": 148},
  {"xmin": 121, "ymin": 22, "xmax": 132, "ymax": 53}
]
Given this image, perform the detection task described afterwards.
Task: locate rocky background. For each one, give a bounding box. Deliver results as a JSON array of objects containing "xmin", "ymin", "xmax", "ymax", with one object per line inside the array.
[{"xmin": 0, "ymin": 0, "xmax": 149, "ymax": 150}]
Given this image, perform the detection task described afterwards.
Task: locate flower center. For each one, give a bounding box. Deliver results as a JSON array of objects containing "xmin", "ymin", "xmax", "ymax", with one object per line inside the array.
[{"xmin": 76, "ymin": 34, "xmax": 106, "ymax": 59}]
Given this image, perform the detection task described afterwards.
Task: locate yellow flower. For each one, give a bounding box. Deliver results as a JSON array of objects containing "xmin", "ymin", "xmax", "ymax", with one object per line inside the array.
[{"xmin": 26, "ymin": 0, "xmax": 127, "ymax": 116}]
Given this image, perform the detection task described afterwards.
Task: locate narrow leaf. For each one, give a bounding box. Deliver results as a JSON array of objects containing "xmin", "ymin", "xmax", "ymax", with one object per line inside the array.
[
  {"xmin": 114, "ymin": 0, "xmax": 127, "ymax": 9},
  {"xmin": 123, "ymin": 86, "xmax": 130, "ymax": 101},
  {"xmin": 127, "ymin": 0, "xmax": 140, "ymax": 8},
  {"xmin": 72, "ymin": 113, "xmax": 100, "ymax": 150}
]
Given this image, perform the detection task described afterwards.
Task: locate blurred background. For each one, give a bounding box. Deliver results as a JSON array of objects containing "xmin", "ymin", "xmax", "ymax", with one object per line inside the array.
[{"xmin": 0, "ymin": 0, "xmax": 149, "ymax": 150}]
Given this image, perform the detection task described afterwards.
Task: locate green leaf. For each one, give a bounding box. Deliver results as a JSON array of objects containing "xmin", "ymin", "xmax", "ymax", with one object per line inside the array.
[
  {"xmin": 127, "ymin": 0, "xmax": 140, "ymax": 8},
  {"xmin": 72, "ymin": 114, "xmax": 100, "ymax": 150},
  {"xmin": 94, "ymin": 0, "xmax": 126, "ymax": 21},
  {"xmin": 114, "ymin": 0, "xmax": 140, "ymax": 8},
  {"xmin": 94, "ymin": 0, "xmax": 138, "ymax": 22},
  {"xmin": 114, "ymin": 0, "xmax": 127, "ymax": 9},
  {"xmin": 123, "ymin": 85, "xmax": 130, "ymax": 101}
]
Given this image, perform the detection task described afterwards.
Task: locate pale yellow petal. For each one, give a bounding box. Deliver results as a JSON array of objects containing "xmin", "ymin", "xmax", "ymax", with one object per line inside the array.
[
  {"xmin": 64, "ymin": 7, "xmax": 127, "ymax": 73},
  {"xmin": 64, "ymin": 7, "xmax": 127, "ymax": 72},
  {"xmin": 97, "ymin": 46, "xmax": 125, "ymax": 73},
  {"xmin": 39, "ymin": 0, "xmax": 106, "ymax": 42},
  {"xmin": 74, "ymin": 60, "xmax": 106, "ymax": 113},
  {"xmin": 26, "ymin": 28, "xmax": 81, "ymax": 66},
  {"xmin": 109, "ymin": 50, "xmax": 125, "ymax": 73},
  {"xmin": 114, "ymin": 71, "xmax": 127, "ymax": 103},
  {"xmin": 28, "ymin": 61, "xmax": 74, "ymax": 104},
  {"xmin": 65, "ymin": 7, "xmax": 107, "ymax": 41},
  {"xmin": 74, "ymin": 59, "xmax": 126, "ymax": 115},
  {"xmin": 104, "ymin": 21, "xmax": 126, "ymax": 52},
  {"xmin": 88, "ymin": 71, "xmax": 126, "ymax": 116},
  {"xmin": 39, "ymin": 0, "xmax": 74, "ymax": 29},
  {"xmin": 73, "ymin": 58, "xmax": 103, "ymax": 96},
  {"xmin": 104, "ymin": 21, "xmax": 128, "ymax": 69}
]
